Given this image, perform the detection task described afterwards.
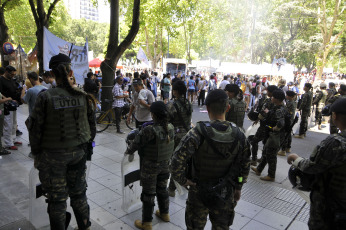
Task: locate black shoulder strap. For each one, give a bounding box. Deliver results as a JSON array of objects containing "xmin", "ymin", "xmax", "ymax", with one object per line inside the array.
[
  {"xmin": 198, "ymin": 122, "xmax": 241, "ymax": 159},
  {"xmin": 173, "ymin": 101, "xmax": 190, "ymax": 131}
]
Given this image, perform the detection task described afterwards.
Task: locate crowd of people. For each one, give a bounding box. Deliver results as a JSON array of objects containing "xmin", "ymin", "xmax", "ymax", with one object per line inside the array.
[{"xmin": 0, "ymin": 58, "xmax": 346, "ymax": 230}]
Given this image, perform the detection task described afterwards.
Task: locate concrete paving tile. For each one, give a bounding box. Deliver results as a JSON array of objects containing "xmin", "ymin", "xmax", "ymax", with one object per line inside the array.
[
  {"xmin": 287, "ymin": 220, "xmax": 308, "ymax": 230},
  {"xmin": 120, "ymin": 208, "xmax": 160, "ymax": 227},
  {"xmin": 97, "ymin": 173, "xmax": 122, "ymax": 187},
  {"xmin": 90, "ymin": 206, "xmax": 118, "ymax": 226},
  {"xmin": 254, "ymin": 209, "xmax": 291, "ymax": 230},
  {"xmin": 92, "ymin": 156, "xmax": 117, "ymax": 167},
  {"xmin": 153, "ymin": 222, "xmax": 182, "ymax": 230},
  {"xmin": 87, "ymin": 199, "xmax": 99, "ymax": 210},
  {"xmin": 100, "ymin": 162, "xmax": 121, "ymax": 174},
  {"xmin": 0, "ymin": 218, "xmax": 35, "ymax": 230},
  {"xmin": 169, "ymin": 193, "xmax": 188, "ymax": 207},
  {"xmin": 88, "ymin": 188, "xmax": 122, "ymax": 206},
  {"xmin": 231, "ymin": 213, "xmax": 251, "ymax": 230},
  {"xmin": 106, "ymin": 153, "xmax": 125, "ymax": 163},
  {"xmin": 169, "ymin": 208, "xmax": 186, "ymax": 229},
  {"xmin": 103, "ymin": 219, "xmax": 134, "ymax": 230},
  {"xmin": 89, "ymin": 167, "xmax": 111, "ymax": 180},
  {"xmin": 86, "ymin": 179, "xmax": 107, "ymax": 195},
  {"xmin": 235, "ymin": 200, "xmax": 263, "ymax": 219},
  {"xmin": 242, "ymin": 220, "xmax": 277, "ymax": 230},
  {"xmin": 109, "ymin": 183, "xmax": 123, "ymax": 196},
  {"xmin": 0, "ymin": 194, "xmax": 24, "ymax": 226},
  {"xmin": 104, "ymin": 198, "xmax": 128, "ymax": 219}
]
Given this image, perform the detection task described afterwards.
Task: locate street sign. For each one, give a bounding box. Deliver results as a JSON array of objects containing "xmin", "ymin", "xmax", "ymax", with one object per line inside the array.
[{"xmin": 2, "ymin": 42, "xmax": 15, "ymax": 54}]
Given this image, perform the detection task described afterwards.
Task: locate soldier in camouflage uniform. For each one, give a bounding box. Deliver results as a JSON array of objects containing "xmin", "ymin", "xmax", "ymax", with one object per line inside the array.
[
  {"xmin": 251, "ymin": 89, "xmax": 286, "ymax": 181},
  {"xmin": 250, "ymin": 85, "xmax": 278, "ymax": 166},
  {"xmin": 125, "ymin": 101, "xmax": 175, "ymax": 230},
  {"xmin": 295, "ymin": 83, "xmax": 313, "ymax": 138},
  {"xmin": 166, "ymin": 80, "xmax": 192, "ymax": 197},
  {"xmin": 278, "ymin": 91, "xmax": 297, "ymax": 156},
  {"xmin": 171, "ymin": 89, "xmax": 251, "ymax": 230},
  {"xmin": 312, "ymin": 82, "xmax": 328, "ymax": 130},
  {"xmin": 326, "ymin": 84, "xmax": 346, "ymax": 134},
  {"xmin": 326, "ymin": 82, "xmax": 337, "ymax": 104},
  {"xmin": 26, "ymin": 54, "xmax": 96, "ymax": 230},
  {"xmin": 225, "ymin": 84, "xmax": 246, "ymax": 129},
  {"xmin": 288, "ymin": 98, "xmax": 346, "ymax": 230}
]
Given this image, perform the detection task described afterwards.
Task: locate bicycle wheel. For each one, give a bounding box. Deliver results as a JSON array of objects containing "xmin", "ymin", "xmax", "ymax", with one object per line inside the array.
[
  {"xmin": 124, "ymin": 114, "xmax": 135, "ymax": 130},
  {"xmin": 96, "ymin": 111, "xmax": 111, "ymax": 133}
]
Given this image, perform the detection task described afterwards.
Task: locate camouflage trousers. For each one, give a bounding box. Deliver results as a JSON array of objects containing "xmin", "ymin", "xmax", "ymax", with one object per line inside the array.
[
  {"xmin": 330, "ymin": 117, "xmax": 338, "ymax": 134},
  {"xmin": 281, "ymin": 132, "xmax": 292, "ymax": 150},
  {"xmin": 185, "ymin": 186, "xmax": 235, "ymax": 230},
  {"xmin": 140, "ymin": 159, "xmax": 170, "ymax": 222},
  {"xmin": 250, "ymin": 125, "xmax": 267, "ymax": 161},
  {"xmin": 169, "ymin": 133, "xmax": 185, "ymax": 191},
  {"xmin": 257, "ymin": 132, "xmax": 281, "ymax": 178},
  {"xmin": 36, "ymin": 147, "xmax": 90, "ymax": 230},
  {"xmin": 299, "ymin": 110, "xmax": 310, "ymax": 135},
  {"xmin": 315, "ymin": 108, "xmax": 322, "ymax": 126}
]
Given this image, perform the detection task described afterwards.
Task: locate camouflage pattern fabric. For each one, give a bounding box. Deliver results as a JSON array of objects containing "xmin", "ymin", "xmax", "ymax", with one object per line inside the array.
[
  {"xmin": 36, "ymin": 148, "xmax": 90, "ymax": 230},
  {"xmin": 171, "ymin": 120, "xmax": 250, "ymax": 229},
  {"xmin": 293, "ymin": 130, "xmax": 346, "ymax": 230},
  {"xmin": 281, "ymin": 100, "xmax": 297, "ymax": 150},
  {"xmin": 250, "ymin": 125, "xmax": 267, "ymax": 161},
  {"xmin": 185, "ymin": 186, "xmax": 235, "ymax": 230}
]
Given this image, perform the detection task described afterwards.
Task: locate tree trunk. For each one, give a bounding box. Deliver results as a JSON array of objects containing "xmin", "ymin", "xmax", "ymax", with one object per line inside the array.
[
  {"xmin": 100, "ymin": 0, "xmax": 140, "ymax": 110},
  {"xmin": 36, "ymin": 27, "xmax": 44, "ymax": 75},
  {"xmin": 0, "ymin": 6, "xmax": 9, "ymax": 67}
]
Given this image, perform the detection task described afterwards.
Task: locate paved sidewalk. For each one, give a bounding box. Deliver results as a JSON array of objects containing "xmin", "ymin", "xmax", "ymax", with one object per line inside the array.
[{"xmin": 0, "ymin": 105, "xmax": 310, "ymax": 230}]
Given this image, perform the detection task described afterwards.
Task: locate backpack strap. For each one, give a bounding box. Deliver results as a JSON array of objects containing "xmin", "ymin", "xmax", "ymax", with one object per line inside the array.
[{"xmin": 173, "ymin": 101, "xmax": 190, "ymax": 131}]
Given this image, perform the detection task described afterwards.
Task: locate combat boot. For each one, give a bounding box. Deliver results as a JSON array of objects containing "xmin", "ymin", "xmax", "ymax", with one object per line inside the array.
[
  {"xmin": 260, "ymin": 175, "xmax": 275, "ymax": 182},
  {"xmin": 155, "ymin": 210, "xmax": 170, "ymax": 222},
  {"xmin": 286, "ymin": 148, "xmax": 291, "ymax": 153},
  {"xmin": 294, "ymin": 134, "xmax": 304, "ymax": 139},
  {"xmin": 250, "ymin": 160, "xmax": 257, "ymax": 166},
  {"xmin": 277, "ymin": 150, "xmax": 286, "ymax": 156},
  {"xmin": 318, "ymin": 125, "xmax": 322, "ymax": 130},
  {"xmin": 251, "ymin": 166, "xmax": 261, "ymax": 176},
  {"xmin": 134, "ymin": 220, "xmax": 152, "ymax": 230}
]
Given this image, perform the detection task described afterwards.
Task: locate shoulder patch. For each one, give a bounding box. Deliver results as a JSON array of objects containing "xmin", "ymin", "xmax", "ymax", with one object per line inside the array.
[{"xmin": 52, "ymin": 96, "xmax": 85, "ymax": 109}]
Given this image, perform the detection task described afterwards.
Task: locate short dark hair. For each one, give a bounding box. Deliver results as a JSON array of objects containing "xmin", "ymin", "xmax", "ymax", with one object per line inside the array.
[
  {"xmin": 272, "ymin": 89, "xmax": 286, "ymax": 101},
  {"xmin": 42, "ymin": 71, "xmax": 52, "ymax": 78},
  {"xmin": 205, "ymin": 89, "xmax": 229, "ymax": 114},
  {"xmin": 134, "ymin": 72, "xmax": 139, "ymax": 78},
  {"xmin": 267, "ymin": 85, "xmax": 278, "ymax": 93},
  {"xmin": 5, "ymin": 65, "xmax": 16, "ymax": 73},
  {"xmin": 224, "ymin": 76, "xmax": 228, "ymax": 80},
  {"xmin": 0, "ymin": 67, "xmax": 5, "ymax": 75},
  {"xmin": 27, "ymin": 72, "xmax": 39, "ymax": 81},
  {"xmin": 286, "ymin": 90, "xmax": 296, "ymax": 97},
  {"xmin": 87, "ymin": 72, "xmax": 94, "ymax": 78},
  {"xmin": 190, "ymin": 76, "xmax": 193, "ymax": 80},
  {"xmin": 225, "ymin": 84, "xmax": 240, "ymax": 96}
]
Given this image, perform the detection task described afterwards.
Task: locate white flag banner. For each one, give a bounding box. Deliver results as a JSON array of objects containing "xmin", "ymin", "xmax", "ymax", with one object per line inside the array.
[
  {"xmin": 43, "ymin": 27, "xmax": 88, "ymax": 85},
  {"xmin": 137, "ymin": 47, "xmax": 149, "ymax": 66}
]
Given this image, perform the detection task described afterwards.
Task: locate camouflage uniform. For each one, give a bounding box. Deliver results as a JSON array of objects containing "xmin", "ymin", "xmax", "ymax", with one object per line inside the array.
[
  {"xmin": 281, "ymin": 100, "xmax": 297, "ymax": 150},
  {"xmin": 327, "ymin": 94, "xmax": 346, "ymax": 134},
  {"xmin": 312, "ymin": 89, "xmax": 327, "ymax": 126},
  {"xmin": 26, "ymin": 88, "xmax": 96, "ymax": 230},
  {"xmin": 298, "ymin": 91, "xmax": 313, "ymax": 135},
  {"xmin": 250, "ymin": 96, "xmax": 272, "ymax": 161},
  {"xmin": 326, "ymin": 88, "xmax": 337, "ymax": 104},
  {"xmin": 166, "ymin": 98, "xmax": 192, "ymax": 192},
  {"xmin": 126, "ymin": 123, "xmax": 174, "ymax": 223},
  {"xmin": 171, "ymin": 120, "xmax": 251, "ymax": 230},
  {"xmin": 225, "ymin": 98, "xmax": 246, "ymax": 129},
  {"xmin": 293, "ymin": 130, "xmax": 346, "ymax": 230},
  {"xmin": 256, "ymin": 104, "xmax": 285, "ymax": 178}
]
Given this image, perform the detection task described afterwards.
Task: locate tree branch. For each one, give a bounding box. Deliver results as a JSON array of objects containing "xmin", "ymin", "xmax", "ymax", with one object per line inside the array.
[
  {"xmin": 327, "ymin": 0, "xmax": 341, "ymax": 42},
  {"xmin": 28, "ymin": 0, "xmax": 39, "ymax": 26},
  {"xmin": 1, "ymin": 0, "xmax": 10, "ymax": 10},
  {"xmin": 47, "ymin": 0, "xmax": 60, "ymax": 22}
]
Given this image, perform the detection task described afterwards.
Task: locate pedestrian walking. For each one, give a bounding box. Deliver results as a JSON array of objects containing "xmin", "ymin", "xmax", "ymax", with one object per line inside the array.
[
  {"xmin": 295, "ymin": 83, "xmax": 313, "ymax": 138},
  {"xmin": 112, "ymin": 76, "xmax": 129, "ymax": 134}
]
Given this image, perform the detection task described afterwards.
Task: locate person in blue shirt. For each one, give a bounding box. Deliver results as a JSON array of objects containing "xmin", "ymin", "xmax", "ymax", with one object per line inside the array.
[{"xmin": 187, "ymin": 76, "xmax": 196, "ymax": 103}]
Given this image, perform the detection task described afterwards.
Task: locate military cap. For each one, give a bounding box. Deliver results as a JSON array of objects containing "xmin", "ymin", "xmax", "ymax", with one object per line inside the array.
[
  {"xmin": 150, "ymin": 101, "xmax": 167, "ymax": 114},
  {"xmin": 132, "ymin": 78, "xmax": 143, "ymax": 85},
  {"xmin": 320, "ymin": 82, "xmax": 327, "ymax": 88},
  {"xmin": 331, "ymin": 98, "xmax": 346, "ymax": 114},
  {"xmin": 286, "ymin": 90, "xmax": 297, "ymax": 97},
  {"xmin": 49, "ymin": 53, "xmax": 71, "ymax": 69}
]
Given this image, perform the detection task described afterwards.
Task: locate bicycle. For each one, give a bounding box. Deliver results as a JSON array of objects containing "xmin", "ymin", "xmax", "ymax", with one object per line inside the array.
[{"xmin": 96, "ymin": 99, "xmax": 135, "ymax": 133}]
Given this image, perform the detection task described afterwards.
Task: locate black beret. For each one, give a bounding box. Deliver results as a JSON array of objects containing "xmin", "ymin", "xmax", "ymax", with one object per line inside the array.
[
  {"xmin": 320, "ymin": 82, "xmax": 327, "ymax": 88},
  {"xmin": 132, "ymin": 78, "xmax": 143, "ymax": 85},
  {"xmin": 49, "ymin": 53, "xmax": 71, "ymax": 69},
  {"xmin": 331, "ymin": 98, "xmax": 346, "ymax": 115},
  {"xmin": 286, "ymin": 90, "xmax": 297, "ymax": 97},
  {"xmin": 150, "ymin": 101, "xmax": 167, "ymax": 114},
  {"xmin": 225, "ymin": 84, "xmax": 240, "ymax": 94},
  {"xmin": 205, "ymin": 89, "xmax": 228, "ymax": 106},
  {"xmin": 340, "ymin": 84, "xmax": 346, "ymax": 92},
  {"xmin": 272, "ymin": 89, "xmax": 286, "ymax": 101}
]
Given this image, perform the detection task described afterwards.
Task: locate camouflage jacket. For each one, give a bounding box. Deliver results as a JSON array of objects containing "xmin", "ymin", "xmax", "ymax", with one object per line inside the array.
[
  {"xmin": 298, "ymin": 91, "xmax": 313, "ymax": 112},
  {"xmin": 27, "ymin": 89, "xmax": 96, "ymax": 155},
  {"xmin": 286, "ymin": 100, "xmax": 297, "ymax": 121},
  {"xmin": 170, "ymin": 120, "xmax": 251, "ymax": 190}
]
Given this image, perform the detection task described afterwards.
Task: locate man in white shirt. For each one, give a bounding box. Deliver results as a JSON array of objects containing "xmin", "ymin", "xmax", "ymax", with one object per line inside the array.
[
  {"xmin": 112, "ymin": 76, "xmax": 129, "ymax": 134},
  {"xmin": 127, "ymin": 78, "xmax": 155, "ymax": 129},
  {"xmin": 219, "ymin": 76, "xmax": 230, "ymax": 90}
]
